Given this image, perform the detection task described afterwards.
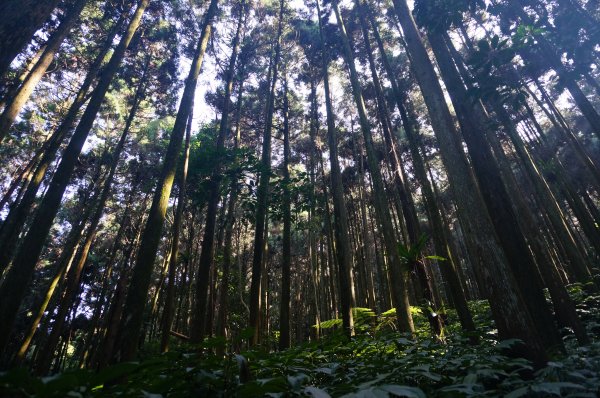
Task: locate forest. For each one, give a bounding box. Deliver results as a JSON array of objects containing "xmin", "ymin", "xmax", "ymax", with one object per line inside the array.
[{"xmin": 0, "ymin": 0, "xmax": 600, "ymax": 396}]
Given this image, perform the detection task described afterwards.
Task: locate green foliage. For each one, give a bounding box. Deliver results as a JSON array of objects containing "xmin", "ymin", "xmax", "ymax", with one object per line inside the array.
[
  {"xmin": 466, "ymin": 35, "xmax": 529, "ymax": 110},
  {"xmin": 414, "ymin": 0, "xmax": 486, "ymax": 32},
  {"xmin": 316, "ymin": 307, "xmax": 377, "ymax": 332},
  {"xmin": 2, "ymin": 289, "xmax": 600, "ymax": 397}
]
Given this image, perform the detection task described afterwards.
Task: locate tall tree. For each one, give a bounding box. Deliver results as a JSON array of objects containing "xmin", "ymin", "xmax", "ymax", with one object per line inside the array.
[
  {"xmin": 191, "ymin": 0, "xmax": 247, "ymax": 342},
  {"xmin": 248, "ymin": 0, "xmax": 285, "ymax": 346},
  {"xmin": 114, "ymin": 0, "xmax": 219, "ymax": 361},
  {"xmin": 332, "ymin": 0, "xmax": 414, "ymax": 334},
  {"xmin": 391, "ymin": 0, "xmax": 548, "ymax": 365},
  {"xmin": 0, "ymin": 0, "xmax": 61, "ymax": 79},
  {"xmin": 0, "ymin": 0, "xmax": 89, "ymax": 142},
  {"xmin": 0, "ymin": 0, "xmax": 150, "ymax": 353}
]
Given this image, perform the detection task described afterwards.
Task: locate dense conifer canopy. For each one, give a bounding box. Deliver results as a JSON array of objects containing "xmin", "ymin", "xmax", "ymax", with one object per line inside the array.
[{"xmin": 0, "ymin": 0, "xmax": 600, "ymax": 395}]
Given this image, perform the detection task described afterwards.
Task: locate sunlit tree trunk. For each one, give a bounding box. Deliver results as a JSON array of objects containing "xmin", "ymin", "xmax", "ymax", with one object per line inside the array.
[
  {"xmin": 427, "ymin": 30, "xmax": 563, "ymax": 350},
  {"xmin": 0, "ymin": 0, "xmax": 150, "ymax": 353},
  {"xmin": 191, "ymin": 3, "xmax": 246, "ymax": 342},
  {"xmin": 0, "ymin": 0, "xmax": 88, "ymax": 141},
  {"xmin": 333, "ymin": 0, "xmax": 414, "ymax": 334},
  {"xmin": 115, "ymin": 0, "xmax": 218, "ymax": 361},
  {"xmin": 160, "ymin": 106, "xmax": 193, "ymax": 353},
  {"xmin": 314, "ymin": 0, "xmax": 354, "ymax": 336},
  {"xmin": 0, "ymin": 12, "xmax": 127, "ymax": 276}
]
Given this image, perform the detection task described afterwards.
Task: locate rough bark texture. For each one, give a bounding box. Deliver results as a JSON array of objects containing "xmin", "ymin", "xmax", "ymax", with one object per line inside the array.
[{"xmin": 392, "ymin": 0, "xmax": 548, "ymax": 365}]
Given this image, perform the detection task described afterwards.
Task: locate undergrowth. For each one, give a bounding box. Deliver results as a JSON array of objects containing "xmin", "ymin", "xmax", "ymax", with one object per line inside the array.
[{"xmin": 1, "ymin": 284, "xmax": 599, "ymax": 397}]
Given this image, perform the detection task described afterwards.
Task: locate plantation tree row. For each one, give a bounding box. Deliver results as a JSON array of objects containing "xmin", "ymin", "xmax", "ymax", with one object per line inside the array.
[{"xmin": 0, "ymin": 0, "xmax": 599, "ymax": 372}]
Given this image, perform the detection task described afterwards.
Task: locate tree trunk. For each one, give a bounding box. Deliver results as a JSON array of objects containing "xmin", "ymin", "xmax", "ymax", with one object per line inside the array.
[
  {"xmin": 0, "ymin": 0, "xmax": 150, "ymax": 354},
  {"xmin": 315, "ymin": 0, "xmax": 354, "ymax": 336},
  {"xmin": 34, "ymin": 62, "xmax": 148, "ymax": 373},
  {"xmin": 160, "ymin": 103, "xmax": 193, "ymax": 353},
  {"xmin": 427, "ymin": 30, "xmax": 562, "ymax": 351},
  {"xmin": 392, "ymin": 0, "xmax": 548, "ymax": 366},
  {"xmin": 0, "ymin": 0, "xmax": 61, "ymax": 79},
  {"xmin": 0, "ymin": 11, "xmax": 127, "ymax": 275},
  {"xmin": 216, "ymin": 71, "xmax": 246, "ymax": 345},
  {"xmin": 114, "ymin": 0, "xmax": 218, "ymax": 362},
  {"xmin": 248, "ymin": 0, "xmax": 284, "ymax": 346},
  {"xmin": 0, "ymin": 0, "xmax": 88, "ymax": 141},
  {"xmin": 279, "ymin": 75, "xmax": 292, "ymax": 350},
  {"xmin": 333, "ymin": 0, "xmax": 414, "ymax": 334},
  {"xmin": 191, "ymin": 3, "xmax": 246, "ymax": 342}
]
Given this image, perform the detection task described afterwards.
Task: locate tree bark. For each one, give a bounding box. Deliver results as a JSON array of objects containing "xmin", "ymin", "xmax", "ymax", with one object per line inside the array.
[
  {"xmin": 279, "ymin": 75, "xmax": 292, "ymax": 350},
  {"xmin": 160, "ymin": 103, "xmax": 193, "ymax": 353},
  {"xmin": 191, "ymin": 3, "xmax": 246, "ymax": 342},
  {"xmin": 0, "ymin": 0, "xmax": 88, "ymax": 142},
  {"xmin": 115, "ymin": 0, "xmax": 218, "ymax": 362},
  {"xmin": 0, "ymin": 0, "xmax": 150, "ymax": 353},
  {"xmin": 315, "ymin": 0, "xmax": 354, "ymax": 336},
  {"xmin": 392, "ymin": 0, "xmax": 548, "ymax": 365},
  {"xmin": 0, "ymin": 0, "xmax": 61, "ymax": 79},
  {"xmin": 248, "ymin": 0, "xmax": 285, "ymax": 346},
  {"xmin": 333, "ymin": 0, "xmax": 414, "ymax": 334}
]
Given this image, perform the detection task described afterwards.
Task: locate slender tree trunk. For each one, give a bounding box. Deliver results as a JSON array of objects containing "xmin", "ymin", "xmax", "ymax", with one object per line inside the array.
[
  {"xmin": 216, "ymin": 73, "xmax": 246, "ymax": 344},
  {"xmin": 509, "ymin": 0, "xmax": 600, "ymax": 136},
  {"xmin": 314, "ymin": 0, "xmax": 354, "ymax": 336},
  {"xmin": 0, "ymin": 0, "xmax": 88, "ymax": 141},
  {"xmin": 13, "ymin": 170, "xmax": 108, "ymax": 365},
  {"xmin": 248, "ymin": 0, "xmax": 285, "ymax": 346},
  {"xmin": 0, "ymin": 0, "xmax": 150, "ymax": 353},
  {"xmin": 279, "ymin": 76, "xmax": 292, "ymax": 350},
  {"xmin": 191, "ymin": 4, "xmax": 245, "ymax": 342},
  {"xmin": 366, "ymin": 10, "xmax": 474, "ymax": 333},
  {"xmin": 0, "ymin": 12, "xmax": 127, "ymax": 275},
  {"xmin": 34, "ymin": 62, "xmax": 148, "ymax": 373},
  {"xmin": 114, "ymin": 0, "xmax": 219, "ymax": 361},
  {"xmin": 160, "ymin": 106, "xmax": 193, "ymax": 353},
  {"xmin": 333, "ymin": 0, "xmax": 414, "ymax": 334}
]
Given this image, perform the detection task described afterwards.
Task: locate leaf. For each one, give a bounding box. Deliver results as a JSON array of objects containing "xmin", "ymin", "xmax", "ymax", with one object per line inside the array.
[
  {"xmin": 91, "ymin": 362, "xmax": 141, "ymax": 386},
  {"xmin": 425, "ymin": 255, "xmax": 447, "ymax": 262},
  {"xmin": 532, "ymin": 382, "xmax": 585, "ymax": 395},
  {"xmin": 239, "ymin": 327, "xmax": 255, "ymax": 340},
  {"xmin": 305, "ymin": 386, "xmax": 331, "ymax": 398},
  {"xmin": 378, "ymin": 385, "xmax": 426, "ymax": 398},
  {"xmin": 495, "ymin": 339, "xmax": 524, "ymax": 350},
  {"xmin": 287, "ymin": 373, "xmax": 309, "ymax": 389},
  {"xmin": 463, "ymin": 373, "xmax": 478, "ymax": 384},
  {"xmin": 341, "ymin": 388, "xmax": 387, "ymax": 398},
  {"xmin": 504, "ymin": 386, "xmax": 530, "ymax": 398}
]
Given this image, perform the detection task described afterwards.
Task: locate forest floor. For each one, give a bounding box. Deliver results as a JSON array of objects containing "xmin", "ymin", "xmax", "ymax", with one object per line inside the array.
[{"xmin": 1, "ymin": 284, "xmax": 600, "ymax": 397}]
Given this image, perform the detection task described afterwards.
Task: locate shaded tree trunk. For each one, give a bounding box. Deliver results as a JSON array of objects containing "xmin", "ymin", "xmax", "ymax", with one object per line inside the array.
[
  {"xmin": 392, "ymin": 0, "xmax": 548, "ymax": 365},
  {"xmin": 191, "ymin": 3, "xmax": 246, "ymax": 342},
  {"xmin": 0, "ymin": 0, "xmax": 61, "ymax": 79},
  {"xmin": 248, "ymin": 0, "xmax": 285, "ymax": 346}
]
